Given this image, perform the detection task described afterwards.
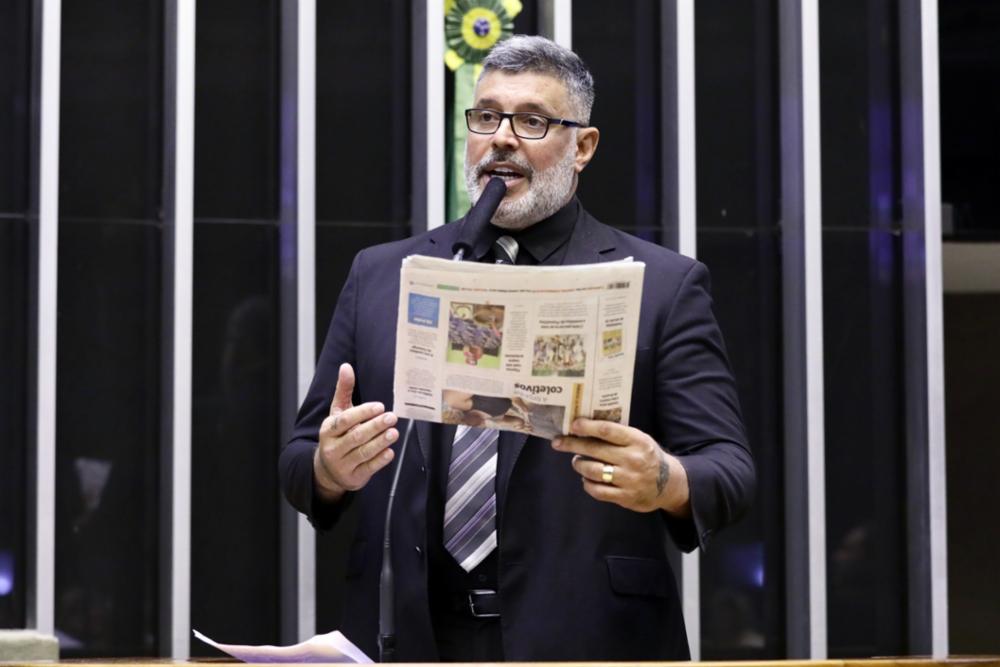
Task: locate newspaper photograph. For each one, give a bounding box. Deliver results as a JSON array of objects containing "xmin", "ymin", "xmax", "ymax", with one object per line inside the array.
[{"xmin": 392, "ymin": 255, "xmax": 644, "ymax": 439}]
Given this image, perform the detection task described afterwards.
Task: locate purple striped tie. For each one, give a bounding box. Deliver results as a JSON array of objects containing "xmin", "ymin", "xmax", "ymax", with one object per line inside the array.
[{"xmin": 443, "ymin": 425, "xmax": 499, "ymax": 571}]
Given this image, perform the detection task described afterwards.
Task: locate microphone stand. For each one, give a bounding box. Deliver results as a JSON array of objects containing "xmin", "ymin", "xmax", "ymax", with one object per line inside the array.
[{"xmin": 378, "ymin": 418, "xmax": 415, "ymax": 663}]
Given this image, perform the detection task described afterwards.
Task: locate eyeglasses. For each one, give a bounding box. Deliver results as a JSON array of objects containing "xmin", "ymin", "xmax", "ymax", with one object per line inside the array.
[{"xmin": 465, "ymin": 108, "xmax": 584, "ymax": 140}]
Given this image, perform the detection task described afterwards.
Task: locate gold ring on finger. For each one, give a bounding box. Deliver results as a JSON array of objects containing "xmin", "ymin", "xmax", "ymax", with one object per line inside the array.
[{"xmin": 601, "ymin": 464, "xmax": 615, "ymax": 485}]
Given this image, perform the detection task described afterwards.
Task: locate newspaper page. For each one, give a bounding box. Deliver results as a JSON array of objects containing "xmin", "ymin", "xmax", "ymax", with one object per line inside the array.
[
  {"xmin": 393, "ymin": 255, "xmax": 644, "ymax": 439},
  {"xmin": 192, "ymin": 629, "xmax": 372, "ymax": 664}
]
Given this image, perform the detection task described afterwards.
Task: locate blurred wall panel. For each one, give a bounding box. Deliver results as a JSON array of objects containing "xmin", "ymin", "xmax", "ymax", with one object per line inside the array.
[
  {"xmin": 0, "ymin": 0, "xmax": 32, "ymax": 629},
  {"xmin": 573, "ymin": 0, "xmax": 661, "ymax": 242},
  {"xmin": 55, "ymin": 0, "xmax": 164, "ymax": 655},
  {"xmin": 189, "ymin": 0, "xmax": 282, "ymax": 653},
  {"xmin": 695, "ymin": 0, "xmax": 786, "ymax": 659},
  {"xmin": 819, "ymin": 0, "xmax": 907, "ymax": 657}
]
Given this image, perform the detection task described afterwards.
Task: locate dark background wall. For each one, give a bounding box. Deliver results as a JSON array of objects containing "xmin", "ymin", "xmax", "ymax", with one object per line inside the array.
[{"xmin": 1, "ymin": 0, "xmax": 998, "ymax": 658}]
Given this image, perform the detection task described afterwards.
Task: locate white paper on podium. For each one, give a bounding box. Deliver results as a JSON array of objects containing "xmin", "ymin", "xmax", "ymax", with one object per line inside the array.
[{"xmin": 192, "ymin": 629, "xmax": 372, "ymax": 664}]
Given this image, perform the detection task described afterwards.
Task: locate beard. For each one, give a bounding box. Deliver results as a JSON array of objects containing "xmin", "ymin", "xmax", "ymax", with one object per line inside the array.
[{"xmin": 464, "ymin": 145, "xmax": 578, "ymax": 231}]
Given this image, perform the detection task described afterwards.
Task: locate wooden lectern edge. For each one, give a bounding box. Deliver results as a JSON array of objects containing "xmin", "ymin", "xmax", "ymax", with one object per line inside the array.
[{"xmin": 2, "ymin": 659, "xmax": 999, "ymax": 667}]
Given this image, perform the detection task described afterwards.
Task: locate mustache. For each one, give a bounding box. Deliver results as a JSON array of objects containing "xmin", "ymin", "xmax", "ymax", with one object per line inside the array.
[{"xmin": 474, "ymin": 151, "xmax": 533, "ymax": 179}]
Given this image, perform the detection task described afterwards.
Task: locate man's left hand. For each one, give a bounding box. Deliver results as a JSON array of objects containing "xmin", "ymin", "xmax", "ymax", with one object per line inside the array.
[{"xmin": 553, "ymin": 418, "xmax": 691, "ymax": 517}]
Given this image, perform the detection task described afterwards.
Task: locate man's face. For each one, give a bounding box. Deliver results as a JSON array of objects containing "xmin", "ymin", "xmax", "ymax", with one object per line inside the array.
[{"xmin": 464, "ymin": 70, "xmax": 599, "ymax": 230}]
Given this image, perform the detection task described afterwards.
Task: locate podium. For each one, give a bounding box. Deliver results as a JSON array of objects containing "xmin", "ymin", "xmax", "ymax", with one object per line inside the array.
[{"xmin": 1, "ymin": 658, "xmax": 999, "ymax": 667}]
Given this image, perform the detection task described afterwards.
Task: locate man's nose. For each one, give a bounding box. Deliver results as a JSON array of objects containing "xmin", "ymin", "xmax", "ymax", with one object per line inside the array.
[{"xmin": 490, "ymin": 116, "xmax": 520, "ymax": 150}]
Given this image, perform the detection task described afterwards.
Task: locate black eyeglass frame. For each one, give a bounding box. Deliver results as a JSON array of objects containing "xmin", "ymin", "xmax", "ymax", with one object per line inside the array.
[{"xmin": 464, "ymin": 108, "xmax": 585, "ymax": 140}]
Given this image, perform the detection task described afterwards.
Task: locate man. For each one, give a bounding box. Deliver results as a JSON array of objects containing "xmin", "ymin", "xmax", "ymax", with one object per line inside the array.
[{"xmin": 280, "ymin": 35, "xmax": 754, "ymax": 662}]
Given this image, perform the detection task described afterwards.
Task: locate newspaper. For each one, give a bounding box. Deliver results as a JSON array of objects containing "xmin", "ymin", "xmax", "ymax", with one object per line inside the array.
[
  {"xmin": 393, "ymin": 255, "xmax": 644, "ymax": 439},
  {"xmin": 192, "ymin": 628, "xmax": 372, "ymax": 663}
]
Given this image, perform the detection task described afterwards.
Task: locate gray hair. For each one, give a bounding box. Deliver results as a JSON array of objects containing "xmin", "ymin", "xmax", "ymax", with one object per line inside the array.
[{"xmin": 479, "ymin": 35, "xmax": 595, "ymax": 125}]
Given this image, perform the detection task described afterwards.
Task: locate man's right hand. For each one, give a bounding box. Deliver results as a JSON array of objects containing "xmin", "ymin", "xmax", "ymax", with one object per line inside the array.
[{"xmin": 313, "ymin": 363, "xmax": 398, "ymax": 503}]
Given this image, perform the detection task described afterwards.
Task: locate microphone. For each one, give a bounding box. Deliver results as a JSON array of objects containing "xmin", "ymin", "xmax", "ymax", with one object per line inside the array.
[{"xmin": 452, "ymin": 177, "xmax": 508, "ymax": 261}]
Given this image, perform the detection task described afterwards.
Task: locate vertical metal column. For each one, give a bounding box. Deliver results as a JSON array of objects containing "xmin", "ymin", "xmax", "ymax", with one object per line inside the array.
[
  {"xmin": 279, "ymin": 0, "xmax": 317, "ymax": 644},
  {"xmin": 898, "ymin": 0, "xmax": 948, "ymax": 657},
  {"xmin": 162, "ymin": 0, "xmax": 195, "ymax": 657},
  {"xmin": 413, "ymin": 0, "xmax": 445, "ymax": 232},
  {"xmin": 27, "ymin": 0, "xmax": 60, "ymax": 636},
  {"xmin": 779, "ymin": 0, "xmax": 827, "ymax": 658},
  {"xmin": 539, "ymin": 0, "xmax": 572, "ymax": 49},
  {"xmin": 659, "ymin": 0, "xmax": 701, "ymax": 657}
]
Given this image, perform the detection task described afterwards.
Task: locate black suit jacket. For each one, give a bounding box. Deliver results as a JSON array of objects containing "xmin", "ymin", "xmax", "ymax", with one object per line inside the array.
[{"xmin": 280, "ymin": 205, "xmax": 755, "ymax": 661}]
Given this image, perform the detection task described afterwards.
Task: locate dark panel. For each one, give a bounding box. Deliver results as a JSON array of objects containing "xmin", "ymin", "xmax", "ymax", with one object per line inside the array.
[
  {"xmin": 511, "ymin": 0, "xmax": 538, "ymax": 34},
  {"xmin": 55, "ymin": 221, "xmax": 161, "ymax": 656},
  {"xmin": 821, "ymin": 229, "xmax": 906, "ymax": 656},
  {"xmin": 698, "ymin": 229, "xmax": 785, "ymax": 660},
  {"xmin": 0, "ymin": 219, "xmax": 29, "ymax": 627},
  {"xmin": 695, "ymin": 0, "xmax": 779, "ymax": 232},
  {"xmin": 56, "ymin": 0, "xmax": 163, "ymax": 654},
  {"xmin": 0, "ymin": 0, "xmax": 31, "ymax": 629},
  {"xmin": 944, "ymin": 293, "xmax": 1000, "ymax": 654},
  {"xmin": 191, "ymin": 222, "xmax": 281, "ymax": 653},
  {"xmin": 58, "ymin": 0, "xmax": 163, "ymax": 221},
  {"xmin": 819, "ymin": 0, "xmax": 901, "ymax": 231},
  {"xmin": 0, "ymin": 0, "xmax": 31, "ymax": 213},
  {"xmin": 695, "ymin": 0, "xmax": 784, "ymax": 659},
  {"xmin": 314, "ymin": 222, "xmax": 409, "ymax": 633},
  {"xmin": 572, "ymin": 0, "xmax": 660, "ymax": 234},
  {"xmin": 193, "ymin": 0, "xmax": 279, "ymax": 220},
  {"xmin": 819, "ymin": 0, "xmax": 907, "ymax": 657},
  {"xmin": 939, "ymin": 3, "xmax": 1000, "ymax": 238},
  {"xmin": 315, "ymin": 0, "xmax": 410, "ymax": 224},
  {"xmin": 188, "ymin": 0, "xmax": 281, "ymax": 654}
]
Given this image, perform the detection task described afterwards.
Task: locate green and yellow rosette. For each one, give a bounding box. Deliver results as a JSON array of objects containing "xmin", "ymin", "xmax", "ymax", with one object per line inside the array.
[{"xmin": 445, "ymin": 0, "xmax": 522, "ymax": 223}]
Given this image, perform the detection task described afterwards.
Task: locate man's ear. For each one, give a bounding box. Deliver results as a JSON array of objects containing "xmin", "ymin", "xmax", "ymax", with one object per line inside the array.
[{"xmin": 574, "ymin": 126, "xmax": 600, "ymax": 173}]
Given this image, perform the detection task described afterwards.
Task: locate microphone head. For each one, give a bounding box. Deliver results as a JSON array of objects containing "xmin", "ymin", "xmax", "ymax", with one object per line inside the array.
[
  {"xmin": 452, "ymin": 177, "xmax": 508, "ymax": 259},
  {"xmin": 478, "ymin": 176, "xmax": 508, "ymax": 211}
]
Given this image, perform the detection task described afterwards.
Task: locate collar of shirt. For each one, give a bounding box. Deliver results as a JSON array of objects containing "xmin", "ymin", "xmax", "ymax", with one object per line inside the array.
[{"xmin": 469, "ymin": 197, "xmax": 580, "ymax": 265}]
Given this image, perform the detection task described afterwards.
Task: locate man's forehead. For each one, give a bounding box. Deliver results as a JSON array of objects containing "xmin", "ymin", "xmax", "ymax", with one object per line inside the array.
[{"xmin": 473, "ymin": 70, "xmax": 570, "ymax": 113}]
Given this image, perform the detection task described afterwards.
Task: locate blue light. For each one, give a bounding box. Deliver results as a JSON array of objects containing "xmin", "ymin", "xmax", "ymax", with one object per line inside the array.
[{"xmin": 0, "ymin": 550, "xmax": 13, "ymax": 596}]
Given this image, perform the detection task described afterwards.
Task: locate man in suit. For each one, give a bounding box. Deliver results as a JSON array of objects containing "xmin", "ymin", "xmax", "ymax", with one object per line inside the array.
[{"xmin": 280, "ymin": 35, "xmax": 754, "ymax": 662}]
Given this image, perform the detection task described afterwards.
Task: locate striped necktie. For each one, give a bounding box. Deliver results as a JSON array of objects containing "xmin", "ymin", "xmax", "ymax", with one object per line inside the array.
[
  {"xmin": 443, "ymin": 425, "xmax": 499, "ymax": 571},
  {"xmin": 443, "ymin": 236, "xmax": 516, "ymax": 571}
]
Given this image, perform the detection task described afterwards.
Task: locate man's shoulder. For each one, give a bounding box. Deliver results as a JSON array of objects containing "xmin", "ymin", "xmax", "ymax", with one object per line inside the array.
[
  {"xmin": 351, "ymin": 221, "xmax": 459, "ymax": 270},
  {"xmin": 580, "ymin": 209, "xmax": 698, "ymax": 277}
]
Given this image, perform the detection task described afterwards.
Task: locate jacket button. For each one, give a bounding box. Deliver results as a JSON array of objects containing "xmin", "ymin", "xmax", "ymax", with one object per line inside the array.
[{"xmin": 415, "ymin": 546, "xmax": 423, "ymax": 555}]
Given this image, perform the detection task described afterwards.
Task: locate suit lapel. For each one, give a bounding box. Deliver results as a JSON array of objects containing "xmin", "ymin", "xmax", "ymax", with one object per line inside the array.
[
  {"xmin": 561, "ymin": 207, "xmax": 619, "ymax": 265},
  {"xmin": 421, "ymin": 217, "xmax": 466, "ymax": 260}
]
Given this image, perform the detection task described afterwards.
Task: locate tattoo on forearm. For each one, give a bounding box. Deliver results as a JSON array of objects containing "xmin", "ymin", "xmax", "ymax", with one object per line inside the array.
[{"xmin": 656, "ymin": 459, "xmax": 670, "ymax": 495}]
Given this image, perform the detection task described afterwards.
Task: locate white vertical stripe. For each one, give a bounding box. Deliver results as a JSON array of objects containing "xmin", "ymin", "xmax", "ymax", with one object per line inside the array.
[
  {"xmin": 681, "ymin": 551, "xmax": 700, "ymax": 659},
  {"xmin": 675, "ymin": 0, "xmax": 699, "ymax": 658},
  {"xmin": 169, "ymin": 0, "xmax": 195, "ymax": 658},
  {"xmin": 296, "ymin": 0, "xmax": 317, "ymax": 642},
  {"xmin": 800, "ymin": 0, "xmax": 827, "ymax": 657},
  {"xmin": 32, "ymin": 0, "xmax": 60, "ymax": 637},
  {"xmin": 920, "ymin": 0, "xmax": 948, "ymax": 657},
  {"xmin": 676, "ymin": 0, "xmax": 696, "ymax": 260},
  {"xmin": 425, "ymin": 1, "xmax": 445, "ymax": 230},
  {"xmin": 551, "ymin": 0, "xmax": 572, "ymax": 49}
]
